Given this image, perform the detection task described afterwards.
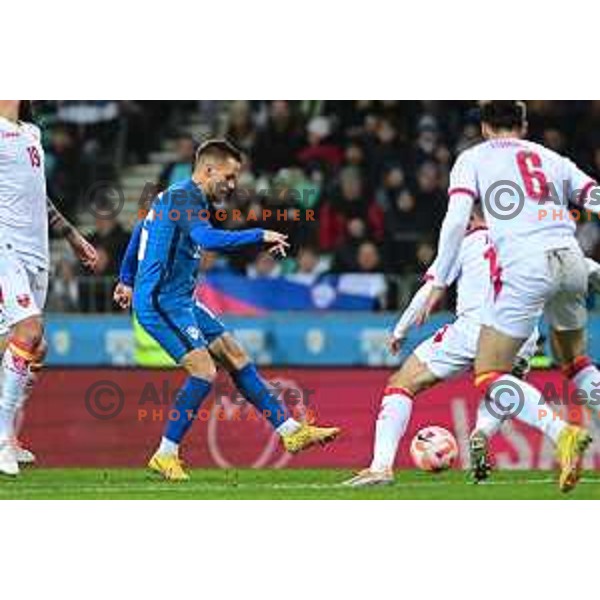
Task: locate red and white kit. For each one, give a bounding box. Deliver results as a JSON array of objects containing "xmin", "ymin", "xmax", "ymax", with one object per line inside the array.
[
  {"xmin": 393, "ymin": 227, "xmax": 538, "ymax": 379},
  {"xmin": 437, "ymin": 138, "xmax": 598, "ymax": 340},
  {"xmin": 0, "ymin": 116, "xmax": 49, "ymax": 336}
]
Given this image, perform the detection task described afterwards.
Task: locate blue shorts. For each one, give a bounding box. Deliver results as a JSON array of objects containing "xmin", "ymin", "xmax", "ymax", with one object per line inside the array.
[{"xmin": 134, "ymin": 297, "xmax": 227, "ymax": 363}]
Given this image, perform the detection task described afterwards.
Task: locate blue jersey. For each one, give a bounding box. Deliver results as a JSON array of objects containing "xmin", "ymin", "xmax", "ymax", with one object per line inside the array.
[
  {"xmin": 123, "ymin": 178, "xmax": 265, "ymax": 361},
  {"xmin": 131, "ymin": 178, "xmax": 264, "ymax": 307}
]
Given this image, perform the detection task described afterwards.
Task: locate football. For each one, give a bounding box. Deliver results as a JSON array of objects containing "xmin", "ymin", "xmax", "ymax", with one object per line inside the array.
[{"xmin": 410, "ymin": 426, "xmax": 458, "ymax": 472}]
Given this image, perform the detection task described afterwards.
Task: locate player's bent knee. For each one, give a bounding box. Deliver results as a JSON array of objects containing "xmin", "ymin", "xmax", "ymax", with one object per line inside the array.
[
  {"xmin": 182, "ymin": 349, "xmax": 217, "ymax": 382},
  {"xmin": 210, "ymin": 333, "xmax": 249, "ymax": 372},
  {"xmin": 474, "ymin": 370, "xmax": 506, "ymax": 395}
]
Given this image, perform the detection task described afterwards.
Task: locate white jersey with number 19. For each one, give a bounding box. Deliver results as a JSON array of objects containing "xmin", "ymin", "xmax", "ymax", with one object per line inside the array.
[{"xmin": 0, "ymin": 116, "xmax": 49, "ymax": 270}]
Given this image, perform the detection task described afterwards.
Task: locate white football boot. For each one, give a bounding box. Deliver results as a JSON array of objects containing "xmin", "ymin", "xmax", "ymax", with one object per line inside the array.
[
  {"xmin": 0, "ymin": 440, "xmax": 20, "ymax": 476},
  {"xmin": 13, "ymin": 440, "xmax": 36, "ymax": 464},
  {"xmin": 342, "ymin": 468, "xmax": 394, "ymax": 487}
]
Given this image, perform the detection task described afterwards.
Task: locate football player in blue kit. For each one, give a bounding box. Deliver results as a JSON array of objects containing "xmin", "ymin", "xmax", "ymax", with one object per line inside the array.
[{"xmin": 114, "ymin": 139, "xmax": 340, "ymax": 480}]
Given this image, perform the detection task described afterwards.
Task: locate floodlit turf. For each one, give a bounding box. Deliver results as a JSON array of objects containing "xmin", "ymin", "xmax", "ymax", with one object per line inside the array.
[{"xmin": 1, "ymin": 468, "xmax": 600, "ymax": 499}]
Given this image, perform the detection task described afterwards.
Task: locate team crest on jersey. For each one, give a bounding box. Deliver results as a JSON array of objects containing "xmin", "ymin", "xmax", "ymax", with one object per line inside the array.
[
  {"xmin": 16, "ymin": 294, "xmax": 31, "ymax": 308},
  {"xmin": 186, "ymin": 326, "xmax": 200, "ymax": 341}
]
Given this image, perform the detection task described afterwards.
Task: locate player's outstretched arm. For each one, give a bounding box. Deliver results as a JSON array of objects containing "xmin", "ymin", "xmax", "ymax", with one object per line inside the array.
[
  {"xmin": 390, "ymin": 279, "xmax": 435, "ymax": 354},
  {"xmin": 189, "ymin": 219, "xmax": 289, "ymax": 254},
  {"xmin": 47, "ymin": 197, "xmax": 99, "ymax": 271}
]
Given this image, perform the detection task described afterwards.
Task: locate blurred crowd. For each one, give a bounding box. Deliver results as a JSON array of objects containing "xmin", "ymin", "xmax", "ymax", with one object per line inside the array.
[{"xmin": 41, "ymin": 101, "xmax": 600, "ymax": 312}]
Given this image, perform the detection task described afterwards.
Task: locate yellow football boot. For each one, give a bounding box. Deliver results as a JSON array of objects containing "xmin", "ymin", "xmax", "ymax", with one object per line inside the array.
[
  {"xmin": 556, "ymin": 425, "xmax": 592, "ymax": 493},
  {"xmin": 282, "ymin": 422, "xmax": 340, "ymax": 454},
  {"xmin": 148, "ymin": 452, "xmax": 190, "ymax": 481}
]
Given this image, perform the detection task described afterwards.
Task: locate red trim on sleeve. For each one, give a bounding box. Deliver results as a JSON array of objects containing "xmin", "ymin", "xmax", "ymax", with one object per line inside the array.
[
  {"xmin": 465, "ymin": 225, "xmax": 488, "ymax": 237},
  {"xmin": 448, "ymin": 187, "xmax": 478, "ymax": 200}
]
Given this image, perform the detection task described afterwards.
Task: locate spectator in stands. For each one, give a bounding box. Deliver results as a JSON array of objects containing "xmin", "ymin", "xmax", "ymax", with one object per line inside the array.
[
  {"xmin": 382, "ymin": 188, "xmax": 423, "ymax": 273},
  {"xmin": 455, "ymin": 121, "xmax": 482, "ymax": 154},
  {"xmin": 338, "ymin": 241, "xmax": 388, "ymax": 308},
  {"xmin": 226, "ymin": 101, "xmax": 256, "ymax": 155},
  {"xmin": 253, "ymin": 101, "xmax": 304, "ymax": 173},
  {"xmin": 375, "ymin": 164, "xmax": 406, "ymax": 210},
  {"xmin": 79, "ymin": 217, "xmax": 131, "ymax": 312},
  {"xmin": 48, "ymin": 255, "xmax": 80, "ymax": 312},
  {"xmin": 365, "ymin": 116, "xmax": 406, "ymax": 186},
  {"xmin": 297, "ymin": 116, "xmax": 343, "ymax": 174},
  {"xmin": 415, "ymin": 238, "xmax": 436, "ymax": 271},
  {"xmin": 157, "ymin": 132, "xmax": 196, "ymax": 191},
  {"xmin": 318, "ymin": 166, "xmax": 384, "ymax": 252},
  {"xmin": 246, "ymin": 251, "xmax": 282, "ymax": 279},
  {"xmin": 286, "ymin": 245, "xmax": 329, "ymax": 285},
  {"xmin": 45, "ymin": 124, "xmax": 85, "ymax": 222},
  {"xmin": 414, "ymin": 160, "xmax": 446, "ymax": 229}
]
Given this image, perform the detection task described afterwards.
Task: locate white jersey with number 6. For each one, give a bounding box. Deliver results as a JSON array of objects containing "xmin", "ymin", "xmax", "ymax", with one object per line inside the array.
[
  {"xmin": 449, "ymin": 138, "xmax": 597, "ymax": 264},
  {"xmin": 0, "ymin": 116, "xmax": 49, "ymax": 270}
]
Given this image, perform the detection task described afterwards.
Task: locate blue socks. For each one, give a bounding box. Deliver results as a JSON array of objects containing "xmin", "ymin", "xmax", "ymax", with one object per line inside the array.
[
  {"xmin": 164, "ymin": 376, "xmax": 212, "ymax": 443},
  {"xmin": 232, "ymin": 364, "xmax": 289, "ymax": 429}
]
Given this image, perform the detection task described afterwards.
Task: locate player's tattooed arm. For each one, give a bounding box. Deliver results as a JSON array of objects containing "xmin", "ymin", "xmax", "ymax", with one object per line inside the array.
[{"xmin": 47, "ymin": 197, "xmax": 99, "ymax": 271}]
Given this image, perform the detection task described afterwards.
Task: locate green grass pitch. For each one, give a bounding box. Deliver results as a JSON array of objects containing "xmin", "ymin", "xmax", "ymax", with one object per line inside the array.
[{"xmin": 1, "ymin": 468, "xmax": 600, "ymax": 499}]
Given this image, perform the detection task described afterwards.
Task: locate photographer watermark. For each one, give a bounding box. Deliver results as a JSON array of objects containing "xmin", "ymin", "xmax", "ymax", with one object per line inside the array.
[
  {"xmin": 83, "ymin": 378, "xmax": 317, "ymax": 423},
  {"xmin": 481, "ymin": 179, "xmax": 600, "ymax": 222},
  {"xmin": 84, "ymin": 180, "xmax": 319, "ymax": 222},
  {"xmin": 484, "ymin": 378, "xmax": 600, "ymax": 423},
  {"xmin": 85, "ymin": 380, "xmax": 126, "ymax": 420}
]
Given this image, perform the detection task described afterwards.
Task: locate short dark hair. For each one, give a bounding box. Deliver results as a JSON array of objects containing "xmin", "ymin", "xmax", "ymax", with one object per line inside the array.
[
  {"xmin": 480, "ymin": 101, "xmax": 527, "ymax": 130},
  {"xmin": 18, "ymin": 101, "xmax": 35, "ymax": 123},
  {"xmin": 195, "ymin": 138, "xmax": 244, "ymax": 165}
]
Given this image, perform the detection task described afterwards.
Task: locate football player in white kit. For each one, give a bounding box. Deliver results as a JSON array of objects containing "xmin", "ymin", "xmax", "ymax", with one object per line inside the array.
[
  {"xmin": 419, "ymin": 101, "xmax": 600, "ymax": 492},
  {"xmin": 343, "ymin": 206, "xmax": 544, "ymax": 487},
  {"xmin": 0, "ymin": 100, "xmax": 98, "ymax": 475}
]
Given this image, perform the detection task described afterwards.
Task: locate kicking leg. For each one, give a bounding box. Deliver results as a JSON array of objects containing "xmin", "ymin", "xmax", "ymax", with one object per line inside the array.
[{"xmin": 208, "ymin": 333, "xmax": 339, "ymax": 453}]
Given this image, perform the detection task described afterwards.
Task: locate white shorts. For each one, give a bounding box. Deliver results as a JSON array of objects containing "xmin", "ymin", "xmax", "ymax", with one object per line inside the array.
[
  {"xmin": 414, "ymin": 316, "xmax": 538, "ymax": 380},
  {"xmin": 0, "ymin": 243, "xmax": 48, "ymax": 337},
  {"xmin": 482, "ymin": 243, "xmax": 588, "ymax": 340}
]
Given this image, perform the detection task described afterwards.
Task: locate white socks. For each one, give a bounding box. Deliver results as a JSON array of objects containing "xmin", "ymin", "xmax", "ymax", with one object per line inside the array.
[
  {"xmin": 157, "ymin": 437, "xmax": 179, "ymax": 456},
  {"xmin": 370, "ymin": 390, "xmax": 413, "ymax": 472},
  {"xmin": 474, "ymin": 399, "xmax": 504, "ymax": 438},
  {"xmin": 275, "ymin": 418, "xmax": 301, "ymax": 437},
  {"xmin": 485, "ymin": 374, "xmax": 566, "ymax": 443},
  {"xmin": 0, "ymin": 345, "xmax": 32, "ymax": 442}
]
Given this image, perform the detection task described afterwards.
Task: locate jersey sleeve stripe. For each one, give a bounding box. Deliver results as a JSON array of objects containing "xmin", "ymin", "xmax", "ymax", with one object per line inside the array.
[{"xmin": 448, "ymin": 187, "xmax": 478, "ymax": 200}]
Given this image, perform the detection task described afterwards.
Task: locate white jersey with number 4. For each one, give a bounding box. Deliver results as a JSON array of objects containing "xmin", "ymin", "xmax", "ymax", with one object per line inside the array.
[
  {"xmin": 449, "ymin": 138, "xmax": 597, "ymax": 264},
  {"xmin": 0, "ymin": 115, "xmax": 49, "ymax": 270}
]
